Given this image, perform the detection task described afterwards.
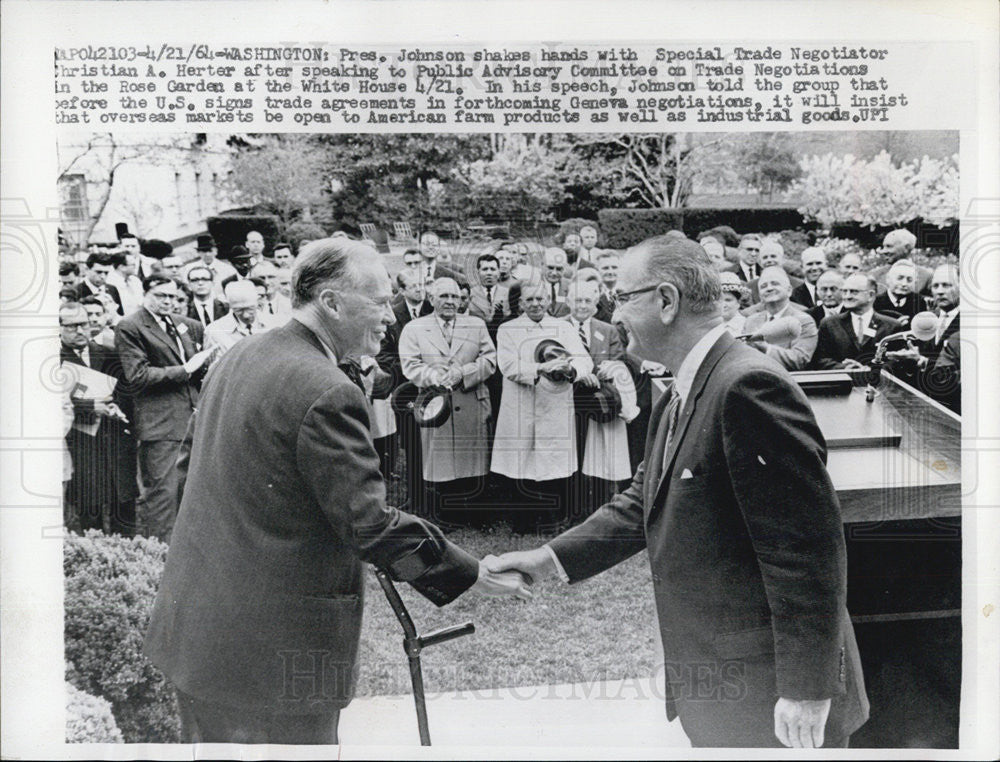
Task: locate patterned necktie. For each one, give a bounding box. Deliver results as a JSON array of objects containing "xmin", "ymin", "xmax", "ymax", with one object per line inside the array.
[
  {"xmin": 161, "ymin": 315, "xmax": 187, "ymax": 360},
  {"xmin": 443, "ymin": 319, "xmax": 454, "ymax": 345},
  {"xmin": 577, "ymin": 321, "xmax": 590, "ymax": 352},
  {"xmin": 486, "ymin": 287, "xmax": 493, "ymax": 307},
  {"xmin": 661, "ymin": 389, "xmax": 682, "ymax": 473}
]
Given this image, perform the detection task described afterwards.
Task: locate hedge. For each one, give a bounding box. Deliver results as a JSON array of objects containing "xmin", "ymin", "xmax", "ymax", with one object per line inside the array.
[
  {"xmin": 597, "ymin": 207, "xmax": 958, "ymax": 253},
  {"xmin": 598, "ymin": 207, "xmax": 815, "ymax": 249},
  {"xmin": 64, "ymin": 531, "xmax": 181, "ymax": 743},
  {"xmin": 829, "ymin": 218, "xmax": 959, "ymax": 253},
  {"xmin": 597, "ymin": 209, "xmax": 684, "ymax": 249},
  {"xmin": 206, "ymin": 213, "xmax": 281, "ymax": 260}
]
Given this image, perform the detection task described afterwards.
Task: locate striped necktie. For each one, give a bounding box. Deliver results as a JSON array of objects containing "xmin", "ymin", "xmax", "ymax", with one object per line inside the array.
[
  {"xmin": 661, "ymin": 389, "xmax": 682, "ymax": 473},
  {"xmin": 577, "ymin": 321, "xmax": 590, "ymax": 352}
]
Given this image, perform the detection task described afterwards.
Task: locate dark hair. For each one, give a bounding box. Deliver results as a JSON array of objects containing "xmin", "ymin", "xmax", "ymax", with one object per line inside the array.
[
  {"xmin": 700, "ymin": 225, "xmax": 741, "ymax": 248},
  {"xmin": 402, "ymin": 247, "xmax": 422, "ymax": 258},
  {"xmin": 86, "ymin": 251, "xmax": 116, "ymax": 268},
  {"xmin": 59, "ymin": 288, "xmax": 79, "ymax": 302},
  {"xmin": 142, "ymin": 273, "xmax": 173, "ymax": 293},
  {"xmin": 476, "ymin": 253, "xmax": 500, "ymax": 270},
  {"xmin": 249, "ymin": 276, "xmax": 266, "ymax": 290},
  {"xmin": 108, "ymin": 252, "xmax": 127, "ymax": 269},
  {"xmin": 290, "ymin": 238, "xmax": 370, "ymax": 308},
  {"xmin": 273, "ymin": 242, "xmax": 292, "ymax": 253},
  {"xmin": 79, "ymin": 295, "xmax": 104, "ymax": 310},
  {"xmin": 459, "ymin": 282, "xmax": 471, "ymax": 294},
  {"xmin": 59, "ymin": 261, "xmax": 80, "ymax": 277},
  {"xmin": 173, "ymin": 277, "xmax": 193, "ymax": 301},
  {"xmin": 186, "ymin": 264, "xmax": 213, "ymax": 281}
]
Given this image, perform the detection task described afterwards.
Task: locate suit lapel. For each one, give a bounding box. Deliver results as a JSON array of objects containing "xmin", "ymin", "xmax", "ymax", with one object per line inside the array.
[
  {"xmin": 141, "ymin": 309, "xmax": 183, "ymax": 364},
  {"xmin": 651, "ymin": 333, "xmax": 734, "ymax": 510}
]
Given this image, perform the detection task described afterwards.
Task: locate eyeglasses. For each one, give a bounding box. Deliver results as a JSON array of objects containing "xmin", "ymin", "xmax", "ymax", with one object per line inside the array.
[
  {"xmin": 613, "ymin": 284, "xmax": 660, "ymax": 304},
  {"xmin": 188, "ymin": 276, "xmax": 212, "ymax": 283}
]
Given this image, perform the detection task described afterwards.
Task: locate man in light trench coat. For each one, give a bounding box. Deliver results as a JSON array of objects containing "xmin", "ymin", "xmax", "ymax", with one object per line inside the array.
[{"xmin": 399, "ymin": 278, "xmax": 497, "ymax": 524}]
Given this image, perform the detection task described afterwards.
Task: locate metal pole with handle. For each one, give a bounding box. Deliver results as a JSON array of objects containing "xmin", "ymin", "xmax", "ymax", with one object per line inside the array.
[{"xmin": 374, "ymin": 567, "xmax": 475, "ymax": 746}]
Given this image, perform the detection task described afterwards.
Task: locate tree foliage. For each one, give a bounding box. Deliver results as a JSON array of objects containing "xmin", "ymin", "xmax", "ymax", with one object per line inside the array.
[{"xmin": 788, "ymin": 150, "xmax": 959, "ymax": 228}]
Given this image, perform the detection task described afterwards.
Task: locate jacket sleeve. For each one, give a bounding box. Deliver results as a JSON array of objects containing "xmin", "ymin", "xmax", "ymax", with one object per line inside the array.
[
  {"xmin": 398, "ymin": 323, "xmax": 447, "ymax": 388},
  {"xmin": 546, "ymin": 461, "xmax": 648, "ymax": 581},
  {"xmin": 296, "ymin": 380, "xmax": 479, "ymax": 605},
  {"xmin": 497, "ymin": 324, "xmax": 539, "ymax": 386},
  {"xmin": 115, "ymin": 320, "xmax": 191, "ymax": 390},
  {"xmin": 765, "ymin": 313, "xmax": 819, "ymax": 370},
  {"xmin": 811, "ymin": 319, "xmax": 844, "ymax": 370},
  {"xmin": 460, "ymin": 320, "xmax": 497, "ymax": 390},
  {"xmin": 721, "ymin": 368, "xmax": 847, "ymax": 700}
]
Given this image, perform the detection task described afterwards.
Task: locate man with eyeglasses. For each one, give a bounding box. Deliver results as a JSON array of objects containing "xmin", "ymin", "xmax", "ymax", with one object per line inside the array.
[
  {"xmin": 399, "ymin": 278, "xmax": 497, "ymax": 525},
  {"xmin": 115, "ymin": 274, "xmax": 214, "ymax": 541},
  {"xmin": 205, "ymin": 281, "xmax": 270, "ymax": 354},
  {"xmin": 61, "ymin": 302, "xmax": 135, "ymax": 536},
  {"xmin": 487, "ymin": 235, "xmax": 868, "ymax": 748},
  {"xmin": 735, "ymin": 233, "xmax": 763, "ymax": 286},
  {"xmin": 186, "ymin": 266, "xmax": 229, "ymax": 326},
  {"xmin": 813, "ymin": 273, "xmax": 903, "ymax": 371}
]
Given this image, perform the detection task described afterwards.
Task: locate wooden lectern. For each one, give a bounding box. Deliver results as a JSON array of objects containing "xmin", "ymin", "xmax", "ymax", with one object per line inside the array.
[{"xmin": 652, "ymin": 368, "xmax": 962, "ymax": 747}]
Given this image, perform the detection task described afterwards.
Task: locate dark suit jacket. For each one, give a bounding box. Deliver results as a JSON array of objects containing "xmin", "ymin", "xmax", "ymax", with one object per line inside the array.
[
  {"xmin": 808, "ymin": 303, "xmax": 841, "ymax": 328},
  {"xmin": 548, "ymin": 333, "xmax": 868, "ymax": 745},
  {"xmin": 790, "ymin": 281, "xmax": 816, "ymax": 309},
  {"xmin": 73, "ymin": 280, "xmax": 124, "ymax": 315},
  {"xmin": 872, "ymin": 292, "xmax": 927, "ymax": 324},
  {"xmin": 812, "ymin": 311, "xmax": 903, "ymax": 370},
  {"xmin": 187, "ymin": 298, "xmax": 229, "ymax": 326},
  {"xmin": 391, "ymin": 298, "xmax": 432, "ymax": 330},
  {"xmin": 144, "ymin": 319, "xmax": 479, "ymax": 712},
  {"xmin": 61, "ymin": 341, "xmax": 136, "ymax": 506},
  {"xmin": 114, "ymin": 308, "xmax": 204, "ymax": 441},
  {"xmin": 909, "ymin": 313, "xmax": 961, "ymax": 414}
]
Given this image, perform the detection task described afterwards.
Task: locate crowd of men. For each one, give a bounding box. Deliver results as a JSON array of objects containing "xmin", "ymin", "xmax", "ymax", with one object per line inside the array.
[{"xmin": 59, "ymin": 221, "xmax": 961, "ymax": 540}]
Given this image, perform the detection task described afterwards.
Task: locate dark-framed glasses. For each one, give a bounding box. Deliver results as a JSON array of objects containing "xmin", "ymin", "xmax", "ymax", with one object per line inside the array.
[{"xmin": 613, "ymin": 284, "xmax": 660, "ymax": 304}]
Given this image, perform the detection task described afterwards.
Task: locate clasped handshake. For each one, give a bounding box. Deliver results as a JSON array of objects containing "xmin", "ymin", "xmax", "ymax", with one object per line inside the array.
[{"xmin": 470, "ymin": 547, "xmax": 558, "ymax": 601}]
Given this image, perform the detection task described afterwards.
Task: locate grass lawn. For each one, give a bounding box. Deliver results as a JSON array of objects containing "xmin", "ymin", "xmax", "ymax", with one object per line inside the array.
[{"xmin": 356, "ymin": 523, "xmax": 658, "ymax": 697}]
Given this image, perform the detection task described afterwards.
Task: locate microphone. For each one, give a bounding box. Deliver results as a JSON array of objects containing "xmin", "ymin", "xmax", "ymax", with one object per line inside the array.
[
  {"xmin": 872, "ymin": 310, "xmax": 939, "ymax": 350},
  {"xmin": 866, "ymin": 311, "xmax": 939, "ymax": 402},
  {"xmin": 739, "ymin": 316, "xmax": 802, "ymax": 344}
]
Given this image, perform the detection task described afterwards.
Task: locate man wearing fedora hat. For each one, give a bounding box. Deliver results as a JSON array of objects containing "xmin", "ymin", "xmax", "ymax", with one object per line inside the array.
[
  {"xmin": 220, "ymin": 245, "xmax": 256, "ymax": 292},
  {"xmin": 399, "ymin": 278, "xmax": 497, "ymax": 524},
  {"xmin": 184, "ymin": 234, "xmax": 236, "ymax": 296}
]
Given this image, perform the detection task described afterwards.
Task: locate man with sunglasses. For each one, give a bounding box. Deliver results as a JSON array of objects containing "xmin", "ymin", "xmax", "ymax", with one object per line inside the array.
[{"xmin": 488, "ymin": 234, "xmax": 868, "ymax": 748}]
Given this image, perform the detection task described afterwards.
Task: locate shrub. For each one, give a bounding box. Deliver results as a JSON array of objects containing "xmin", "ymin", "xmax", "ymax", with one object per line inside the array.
[
  {"xmin": 64, "ymin": 531, "xmax": 181, "ymax": 743},
  {"xmin": 597, "ymin": 209, "xmax": 684, "ymax": 248},
  {"xmin": 66, "ymin": 681, "xmax": 124, "ymax": 743},
  {"xmin": 283, "ymin": 220, "xmax": 328, "ymax": 251},
  {"xmin": 206, "ymin": 214, "xmax": 281, "ymax": 260},
  {"xmin": 681, "ymin": 207, "xmax": 810, "ymax": 239}
]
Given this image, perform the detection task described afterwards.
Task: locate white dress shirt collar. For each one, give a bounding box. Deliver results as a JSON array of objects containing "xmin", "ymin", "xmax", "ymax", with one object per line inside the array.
[{"xmin": 672, "ymin": 323, "xmax": 729, "ymax": 406}]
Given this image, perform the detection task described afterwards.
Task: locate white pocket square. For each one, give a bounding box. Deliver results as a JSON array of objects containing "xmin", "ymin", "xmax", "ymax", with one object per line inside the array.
[{"xmin": 680, "ymin": 468, "xmax": 694, "ymax": 479}]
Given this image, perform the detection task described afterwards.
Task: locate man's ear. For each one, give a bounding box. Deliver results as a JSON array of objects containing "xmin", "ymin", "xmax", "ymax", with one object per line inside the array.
[{"xmin": 657, "ymin": 282, "xmax": 680, "ymax": 325}]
